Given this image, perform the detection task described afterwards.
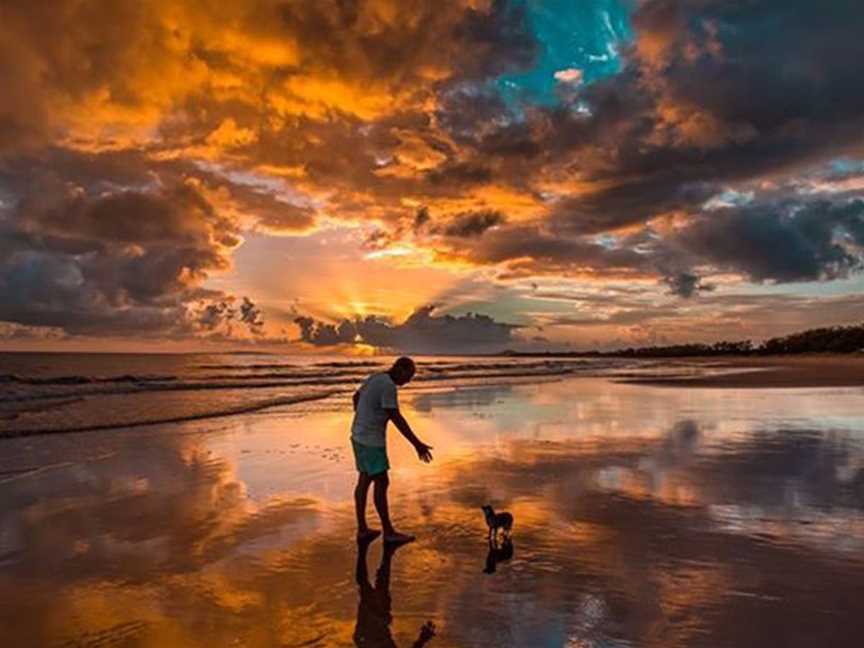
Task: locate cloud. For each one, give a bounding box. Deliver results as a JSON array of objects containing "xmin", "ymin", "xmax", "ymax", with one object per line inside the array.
[
  {"xmin": 671, "ymin": 198, "xmax": 864, "ymax": 283},
  {"xmin": 662, "ymin": 272, "xmax": 714, "ymax": 299},
  {"xmin": 0, "ymin": 155, "xmax": 269, "ymax": 338},
  {"xmin": 295, "ymin": 305, "xmax": 518, "ymax": 352},
  {"xmin": 3, "ymin": 0, "xmax": 864, "ymax": 346},
  {"xmin": 440, "ymin": 209, "xmax": 506, "ymax": 237},
  {"xmin": 0, "ymin": 0, "xmax": 547, "ymax": 344},
  {"xmin": 414, "ymin": 0, "xmax": 864, "ymax": 275},
  {"xmin": 0, "ymin": 0, "xmax": 538, "ymax": 146},
  {"xmin": 198, "ymin": 296, "xmax": 264, "ymax": 336},
  {"xmin": 412, "ymin": 207, "xmax": 506, "ymax": 238},
  {"xmin": 0, "ymin": 321, "xmax": 64, "ymax": 341},
  {"xmin": 537, "ymin": 291, "xmax": 864, "ymax": 350},
  {"xmin": 553, "ymin": 68, "xmax": 583, "ymax": 85},
  {"xmin": 441, "ymin": 225, "xmax": 654, "ymax": 279}
]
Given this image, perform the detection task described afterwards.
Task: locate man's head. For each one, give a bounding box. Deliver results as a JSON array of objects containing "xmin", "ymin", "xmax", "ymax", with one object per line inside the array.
[{"xmin": 388, "ymin": 356, "xmax": 416, "ymax": 386}]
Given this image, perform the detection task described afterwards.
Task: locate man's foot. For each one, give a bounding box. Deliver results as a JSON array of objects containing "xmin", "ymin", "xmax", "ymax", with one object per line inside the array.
[
  {"xmin": 383, "ymin": 531, "xmax": 415, "ymax": 544},
  {"xmin": 357, "ymin": 528, "xmax": 381, "ymax": 543}
]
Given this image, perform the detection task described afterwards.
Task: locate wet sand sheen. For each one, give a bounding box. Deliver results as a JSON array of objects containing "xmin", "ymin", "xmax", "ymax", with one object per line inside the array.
[
  {"xmin": 0, "ymin": 377, "xmax": 863, "ymax": 647},
  {"xmin": 620, "ymin": 355, "xmax": 864, "ymax": 388}
]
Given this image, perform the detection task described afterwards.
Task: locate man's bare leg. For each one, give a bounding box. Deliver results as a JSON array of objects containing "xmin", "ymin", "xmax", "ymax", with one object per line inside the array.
[
  {"xmin": 373, "ymin": 472, "xmax": 414, "ymax": 543},
  {"xmin": 355, "ymin": 472, "xmax": 380, "ymax": 541}
]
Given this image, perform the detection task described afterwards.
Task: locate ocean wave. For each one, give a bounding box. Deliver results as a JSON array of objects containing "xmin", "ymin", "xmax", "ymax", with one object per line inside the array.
[
  {"xmin": 417, "ymin": 360, "xmax": 594, "ymax": 372},
  {"xmin": 193, "ymin": 359, "xmax": 384, "ymax": 370},
  {"xmin": 0, "ymin": 373, "xmax": 178, "ymax": 386},
  {"xmin": 0, "ymin": 360, "xmax": 613, "ymax": 405},
  {"xmin": 0, "ymin": 357, "xmax": 649, "ymax": 438},
  {"xmin": 312, "ymin": 360, "xmax": 384, "ymax": 368},
  {"xmin": 0, "ymin": 397, "xmax": 85, "ymax": 420},
  {"xmin": 193, "ymin": 362, "xmax": 298, "ymax": 370},
  {"xmin": 195, "ymin": 367, "xmax": 383, "ymax": 381},
  {"xmin": 0, "ymin": 392, "xmax": 338, "ymax": 438},
  {"xmin": 1, "ymin": 378, "xmax": 345, "ymax": 403},
  {"xmin": 193, "ymin": 359, "xmax": 586, "ymax": 372}
]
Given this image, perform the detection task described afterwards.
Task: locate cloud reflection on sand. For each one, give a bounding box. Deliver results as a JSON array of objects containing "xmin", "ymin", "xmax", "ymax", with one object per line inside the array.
[{"xmin": 0, "ymin": 378, "xmax": 863, "ymax": 646}]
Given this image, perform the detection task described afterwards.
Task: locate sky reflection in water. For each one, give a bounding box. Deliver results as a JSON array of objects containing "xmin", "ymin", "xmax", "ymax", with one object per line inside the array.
[{"xmin": 1, "ymin": 378, "xmax": 863, "ymax": 647}]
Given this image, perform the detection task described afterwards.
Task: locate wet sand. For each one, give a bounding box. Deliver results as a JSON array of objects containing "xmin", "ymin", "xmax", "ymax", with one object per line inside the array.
[
  {"xmin": 1, "ymin": 378, "xmax": 863, "ymax": 647},
  {"xmin": 620, "ymin": 354, "xmax": 864, "ymax": 388}
]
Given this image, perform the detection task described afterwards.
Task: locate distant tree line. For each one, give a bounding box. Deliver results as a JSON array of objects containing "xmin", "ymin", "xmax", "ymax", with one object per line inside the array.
[{"xmin": 502, "ymin": 323, "xmax": 864, "ymax": 358}]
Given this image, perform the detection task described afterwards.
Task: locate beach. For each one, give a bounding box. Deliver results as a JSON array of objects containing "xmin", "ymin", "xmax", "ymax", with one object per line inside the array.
[
  {"xmin": 1, "ymin": 354, "xmax": 863, "ymax": 647},
  {"xmin": 621, "ymin": 354, "xmax": 864, "ymax": 389}
]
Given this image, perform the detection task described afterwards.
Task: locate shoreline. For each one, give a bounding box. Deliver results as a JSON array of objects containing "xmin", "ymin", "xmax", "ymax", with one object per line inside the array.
[{"xmin": 619, "ymin": 355, "xmax": 864, "ymax": 388}]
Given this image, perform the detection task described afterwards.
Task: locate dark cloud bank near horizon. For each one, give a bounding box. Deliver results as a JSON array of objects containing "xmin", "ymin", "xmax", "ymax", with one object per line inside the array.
[{"xmin": 295, "ymin": 305, "xmax": 519, "ymax": 353}]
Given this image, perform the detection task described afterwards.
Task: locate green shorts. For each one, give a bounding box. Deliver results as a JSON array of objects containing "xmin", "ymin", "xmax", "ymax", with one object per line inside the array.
[{"xmin": 351, "ymin": 439, "xmax": 390, "ymax": 476}]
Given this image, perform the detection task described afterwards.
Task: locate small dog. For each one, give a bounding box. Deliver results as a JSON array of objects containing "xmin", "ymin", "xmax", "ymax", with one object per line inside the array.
[{"xmin": 481, "ymin": 504, "xmax": 513, "ymax": 541}]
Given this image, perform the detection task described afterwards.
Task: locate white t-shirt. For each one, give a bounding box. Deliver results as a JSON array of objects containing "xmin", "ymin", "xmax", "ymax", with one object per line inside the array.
[{"xmin": 351, "ymin": 372, "xmax": 398, "ymax": 447}]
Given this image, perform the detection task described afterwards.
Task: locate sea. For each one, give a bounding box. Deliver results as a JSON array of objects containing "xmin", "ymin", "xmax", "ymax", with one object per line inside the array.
[
  {"xmin": 2, "ymin": 352, "xmax": 863, "ymax": 646},
  {"xmin": 0, "ymin": 352, "xmax": 712, "ymax": 437}
]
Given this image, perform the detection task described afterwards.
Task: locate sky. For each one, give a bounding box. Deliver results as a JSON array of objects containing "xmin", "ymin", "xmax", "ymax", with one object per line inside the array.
[{"xmin": 1, "ymin": 0, "xmax": 864, "ymax": 353}]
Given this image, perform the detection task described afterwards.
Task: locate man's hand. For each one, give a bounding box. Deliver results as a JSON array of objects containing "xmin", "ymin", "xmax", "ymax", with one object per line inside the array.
[
  {"xmin": 387, "ymin": 408, "xmax": 432, "ymax": 463},
  {"xmin": 414, "ymin": 441, "xmax": 434, "ymax": 463}
]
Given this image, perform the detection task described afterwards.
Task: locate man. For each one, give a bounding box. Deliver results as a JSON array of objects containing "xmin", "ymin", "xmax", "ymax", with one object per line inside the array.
[{"xmin": 351, "ymin": 356, "xmax": 433, "ymax": 544}]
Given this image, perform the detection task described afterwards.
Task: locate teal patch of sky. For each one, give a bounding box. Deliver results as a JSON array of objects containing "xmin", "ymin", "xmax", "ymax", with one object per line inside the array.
[{"xmin": 496, "ymin": 0, "xmax": 634, "ymax": 108}]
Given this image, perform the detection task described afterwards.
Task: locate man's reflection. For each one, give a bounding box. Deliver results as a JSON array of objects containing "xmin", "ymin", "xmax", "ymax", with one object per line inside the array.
[{"xmin": 354, "ymin": 539, "xmax": 436, "ymax": 648}]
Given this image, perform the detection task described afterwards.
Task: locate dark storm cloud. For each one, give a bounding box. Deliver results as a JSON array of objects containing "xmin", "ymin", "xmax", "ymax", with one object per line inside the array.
[
  {"xmin": 672, "ymin": 199, "xmax": 864, "ymax": 283},
  {"xmin": 294, "ymin": 316, "xmax": 357, "ymax": 346},
  {"xmin": 662, "ymin": 272, "xmax": 714, "ymax": 299},
  {"xmin": 455, "ymin": 225, "xmax": 653, "ymax": 277},
  {"xmin": 274, "ymin": 0, "xmax": 537, "ymax": 85},
  {"xmin": 413, "ymin": 208, "xmax": 506, "ymax": 239},
  {"xmin": 440, "ymin": 210, "xmax": 506, "ymax": 237},
  {"xmin": 429, "ymin": 0, "xmax": 864, "ymax": 257},
  {"xmin": 0, "ymin": 154, "xmax": 268, "ymax": 338},
  {"xmin": 549, "ymin": 180, "xmax": 717, "ymax": 236},
  {"xmin": 199, "ymin": 297, "xmax": 264, "ymax": 335},
  {"xmin": 425, "ymin": 161, "xmax": 494, "ymax": 188},
  {"xmin": 632, "ymin": 0, "xmax": 864, "ymax": 137},
  {"xmin": 434, "ymin": 82, "xmax": 513, "ymax": 143},
  {"xmin": 295, "ymin": 305, "xmax": 518, "ymax": 352},
  {"xmin": 439, "ymin": 192, "xmax": 864, "ymax": 288},
  {"xmin": 431, "ymin": 3, "xmax": 864, "ymax": 284}
]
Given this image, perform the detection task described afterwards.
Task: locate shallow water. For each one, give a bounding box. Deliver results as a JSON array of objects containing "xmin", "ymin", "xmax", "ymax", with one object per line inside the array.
[
  {"xmin": 1, "ymin": 377, "xmax": 863, "ymax": 647},
  {"xmin": 0, "ymin": 352, "xmax": 734, "ymax": 436}
]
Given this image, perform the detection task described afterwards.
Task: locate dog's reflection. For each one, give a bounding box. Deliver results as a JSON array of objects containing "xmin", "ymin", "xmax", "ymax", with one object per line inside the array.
[
  {"xmin": 354, "ymin": 539, "xmax": 436, "ymax": 648},
  {"xmin": 483, "ymin": 537, "xmax": 514, "ymax": 574}
]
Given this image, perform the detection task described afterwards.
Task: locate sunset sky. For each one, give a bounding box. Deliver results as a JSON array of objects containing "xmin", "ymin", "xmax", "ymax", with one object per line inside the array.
[{"xmin": 2, "ymin": 0, "xmax": 863, "ymax": 353}]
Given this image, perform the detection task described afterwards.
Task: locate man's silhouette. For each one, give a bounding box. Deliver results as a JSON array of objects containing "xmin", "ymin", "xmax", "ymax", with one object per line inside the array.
[
  {"xmin": 351, "ymin": 357, "xmax": 433, "ymax": 543},
  {"xmin": 353, "ymin": 539, "xmax": 436, "ymax": 648}
]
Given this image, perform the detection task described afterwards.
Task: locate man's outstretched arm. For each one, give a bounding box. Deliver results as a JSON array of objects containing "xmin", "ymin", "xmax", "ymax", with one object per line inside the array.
[{"xmin": 385, "ymin": 408, "xmax": 433, "ymax": 462}]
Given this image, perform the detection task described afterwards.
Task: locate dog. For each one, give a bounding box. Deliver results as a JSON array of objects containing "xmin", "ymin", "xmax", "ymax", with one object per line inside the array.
[{"xmin": 481, "ymin": 504, "xmax": 513, "ymax": 541}]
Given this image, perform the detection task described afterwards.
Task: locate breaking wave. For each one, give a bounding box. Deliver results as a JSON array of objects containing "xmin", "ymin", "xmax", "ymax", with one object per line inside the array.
[{"xmin": 0, "ymin": 354, "xmax": 644, "ymax": 438}]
